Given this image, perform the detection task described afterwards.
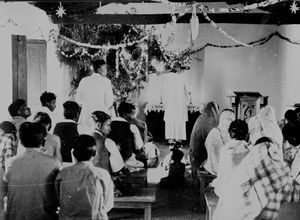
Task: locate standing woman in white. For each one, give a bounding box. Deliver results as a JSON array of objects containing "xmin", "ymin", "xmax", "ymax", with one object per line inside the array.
[
  {"xmin": 162, "ymin": 62, "xmax": 189, "ymax": 143},
  {"xmin": 76, "ymin": 59, "xmax": 114, "ymax": 130}
]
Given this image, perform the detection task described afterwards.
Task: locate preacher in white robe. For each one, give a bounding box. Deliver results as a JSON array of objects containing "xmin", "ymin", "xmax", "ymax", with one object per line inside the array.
[{"xmin": 76, "ymin": 60, "xmax": 114, "ymax": 129}]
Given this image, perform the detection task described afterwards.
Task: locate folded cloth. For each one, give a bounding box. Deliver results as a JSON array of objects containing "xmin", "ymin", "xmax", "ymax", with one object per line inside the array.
[{"xmin": 125, "ymin": 154, "xmax": 145, "ymax": 173}]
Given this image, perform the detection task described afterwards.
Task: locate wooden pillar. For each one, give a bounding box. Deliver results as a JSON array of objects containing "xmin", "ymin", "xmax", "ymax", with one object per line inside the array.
[{"xmin": 12, "ymin": 35, "xmax": 27, "ymax": 102}]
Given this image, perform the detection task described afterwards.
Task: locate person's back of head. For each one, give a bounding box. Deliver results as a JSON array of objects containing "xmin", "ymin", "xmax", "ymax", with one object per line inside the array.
[
  {"xmin": 171, "ymin": 149, "xmax": 184, "ymax": 163},
  {"xmin": 63, "ymin": 101, "xmax": 80, "ymax": 121},
  {"xmin": 40, "ymin": 91, "xmax": 56, "ymax": 111},
  {"xmin": 8, "ymin": 99, "xmax": 31, "ymax": 118},
  {"xmin": 203, "ymin": 101, "xmax": 219, "ymax": 118},
  {"xmin": 0, "ymin": 121, "xmax": 17, "ymax": 135},
  {"xmin": 33, "ymin": 112, "xmax": 52, "ymax": 131},
  {"xmin": 229, "ymin": 119, "xmax": 249, "ymax": 141},
  {"xmin": 91, "ymin": 111, "xmax": 111, "ymax": 124},
  {"xmin": 19, "ymin": 122, "xmax": 47, "ymax": 148},
  {"xmin": 72, "ymin": 134, "xmax": 96, "ymax": 162},
  {"xmin": 295, "ymin": 107, "xmax": 300, "ymax": 122},
  {"xmin": 91, "ymin": 59, "xmax": 107, "ymax": 76},
  {"xmin": 284, "ymin": 109, "xmax": 297, "ymax": 123},
  {"xmin": 117, "ymin": 102, "xmax": 135, "ymax": 119}
]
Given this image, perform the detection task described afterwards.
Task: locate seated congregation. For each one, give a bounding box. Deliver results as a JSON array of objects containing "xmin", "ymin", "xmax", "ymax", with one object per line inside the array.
[
  {"xmin": 1, "ymin": 89, "xmax": 300, "ymax": 220},
  {"xmin": 190, "ymin": 102, "xmax": 300, "ymax": 220},
  {"xmin": 0, "ymin": 91, "xmax": 160, "ymax": 220}
]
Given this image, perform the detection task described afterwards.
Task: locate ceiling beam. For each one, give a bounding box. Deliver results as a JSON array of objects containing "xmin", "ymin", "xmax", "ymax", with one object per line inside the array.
[
  {"xmin": 49, "ymin": 12, "xmax": 298, "ymax": 25},
  {"xmin": 2, "ymin": 0, "xmax": 224, "ymax": 2}
]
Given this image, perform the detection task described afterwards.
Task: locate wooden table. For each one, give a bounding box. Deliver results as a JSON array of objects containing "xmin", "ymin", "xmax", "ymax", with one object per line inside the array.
[{"xmin": 114, "ymin": 188, "xmax": 156, "ymax": 220}]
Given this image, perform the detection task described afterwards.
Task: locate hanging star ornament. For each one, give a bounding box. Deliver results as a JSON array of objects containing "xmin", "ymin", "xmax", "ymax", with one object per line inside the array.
[
  {"xmin": 290, "ymin": 1, "xmax": 299, "ymax": 14},
  {"xmin": 56, "ymin": 2, "xmax": 66, "ymax": 18}
]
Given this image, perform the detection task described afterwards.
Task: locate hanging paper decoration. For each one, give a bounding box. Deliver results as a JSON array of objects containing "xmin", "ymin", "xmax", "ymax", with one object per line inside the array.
[
  {"xmin": 290, "ymin": 1, "xmax": 299, "ymax": 14},
  {"xmin": 56, "ymin": 2, "xmax": 66, "ymax": 18},
  {"xmin": 190, "ymin": 3, "xmax": 199, "ymax": 42}
]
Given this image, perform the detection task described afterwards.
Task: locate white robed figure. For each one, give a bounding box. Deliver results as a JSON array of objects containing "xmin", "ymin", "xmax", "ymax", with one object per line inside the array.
[
  {"xmin": 76, "ymin": 59, "xmax": 114, "ymax": 130},
  {"xmin": 162, "ymin": 69, "xmax": 189, "ymax": 141}
]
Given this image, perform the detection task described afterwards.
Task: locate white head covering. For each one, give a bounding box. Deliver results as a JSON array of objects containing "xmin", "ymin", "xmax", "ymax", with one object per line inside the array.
[
  {"xmin": 218, "ymin": 109, "xmax": 235, "ymax": 144},
  {"xmin": 248, "ymin": 115, "xmax": 263, "ymax": 145},
  {"xmin": 257, "ymin": 105, "xmax": 283, "ymax": 148}
]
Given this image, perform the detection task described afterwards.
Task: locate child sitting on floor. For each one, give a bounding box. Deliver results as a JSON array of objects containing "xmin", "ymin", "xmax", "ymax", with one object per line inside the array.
[{"xmin": 160, "ymin": 148, "xmax": 185, "ymax": 188}]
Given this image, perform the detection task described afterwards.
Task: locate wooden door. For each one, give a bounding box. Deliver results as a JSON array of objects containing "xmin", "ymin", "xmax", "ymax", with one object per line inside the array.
[
  {"xmin": 11, "ymin": 36, "xmax": 47, "ymax": 108},
  {"xmin": 26, "ymin": 39, "xmax": 47, "ymax": 109},
  {"xmin": 12, "ymin": 35, "xmax": 27, "ymax": 101}
]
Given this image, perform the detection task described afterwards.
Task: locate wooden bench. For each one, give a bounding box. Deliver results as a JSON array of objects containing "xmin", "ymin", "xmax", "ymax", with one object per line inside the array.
[
  {"xmin": 204, "ymin": 190, "xmax": 218, "ymax": 220},
  {"xmin": 114, "ymin": 188, "xmax": 156, "ymax": 220}
]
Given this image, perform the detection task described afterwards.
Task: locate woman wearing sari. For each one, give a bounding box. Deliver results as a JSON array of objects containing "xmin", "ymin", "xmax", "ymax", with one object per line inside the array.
[
  {"xmin": 214, "ymin": 115, "xmax": 295, "ymax": 220},
  {"xmin": 203, "ymin": 109, "xmax": 235, "ymax": 175},
  {"xmin": 189, "ymin": 101, "xmax": 219, "ymax": 179},
  {"xmin": 257, "ymin": 105, "xmax": 283, "ymax": 153},
  {"xmin": 213, "ymin": 119, "xmax": 250, "ymax": 196}
]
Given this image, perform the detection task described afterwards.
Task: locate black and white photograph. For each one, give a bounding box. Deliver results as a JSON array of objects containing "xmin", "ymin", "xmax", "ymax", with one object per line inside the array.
[{"xmin": 0, "ymin": 0, "xmax": 300, "ymax": 219}]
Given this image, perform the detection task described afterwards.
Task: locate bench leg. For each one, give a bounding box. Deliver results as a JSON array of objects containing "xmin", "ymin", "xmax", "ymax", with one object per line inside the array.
[{"xmin": 144, "ymin": 205, "xmax": 151, "ymax": 220}]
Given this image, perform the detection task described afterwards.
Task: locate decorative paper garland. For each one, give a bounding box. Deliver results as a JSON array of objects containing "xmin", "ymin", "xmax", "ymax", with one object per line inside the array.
[
  {"xmin": 198, "ymin": 6, "xmax": 252, "ymax": 47},
  {"xmin": 59, "ymin": 33, "xmax": 148, "ymax": 50},
  {"xmin": 190, "ymin": 0, "xmax": 282, "ymax": 14},
  {"xmin": 181, "ymin": 31, "xmax": 300, "ymax": 57}
]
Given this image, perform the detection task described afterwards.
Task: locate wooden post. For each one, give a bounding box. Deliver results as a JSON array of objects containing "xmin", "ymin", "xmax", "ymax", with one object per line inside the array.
[{"xmin": 12, "ymin": 35, "xmax": 27, "ymax": 102}]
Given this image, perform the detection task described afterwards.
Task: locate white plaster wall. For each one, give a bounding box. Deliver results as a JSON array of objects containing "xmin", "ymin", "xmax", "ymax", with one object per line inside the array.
[
  {"xmin": 139, "ymin": 24, "xmax": 296, "ymax": 120},
  {"xmin": 277, "ymin": 25, "xmax": 300, "ymax": 117},
  {"xmin": 0, "ymin": 29, "xmax": 13, "ymax": 122}
]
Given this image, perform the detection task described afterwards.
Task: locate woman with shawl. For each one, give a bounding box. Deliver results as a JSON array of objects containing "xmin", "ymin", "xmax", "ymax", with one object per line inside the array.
[
  {"xmin": 257, "ymin": 105, "xmax": 283, "ymax": 153},
  {"xmin": 189, "ymin": 101, "xmax": 219, "ymax": 179},
  {"xmin": 213, "ymin": 119, "xmax": 250, "ymax": 196},
  {"xmin": 213, "ymin": 115, "xmax": 295, "ymax": 220},
  {"xmin": 203, "ymin": 109, "xmax": 235, "ymax": 175}
]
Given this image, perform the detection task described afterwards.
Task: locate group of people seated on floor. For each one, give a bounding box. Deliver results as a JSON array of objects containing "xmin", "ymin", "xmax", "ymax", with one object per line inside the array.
[
  {"xmin": 0, "ymin": 91, "xmax": 160, "ymax": 220},
  {"xmin": 189, "ymin": 102, "xmax": 300, "ymax": 220}
]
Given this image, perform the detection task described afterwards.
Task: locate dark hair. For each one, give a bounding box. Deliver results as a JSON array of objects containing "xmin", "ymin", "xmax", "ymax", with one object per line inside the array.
[
  {"xmin": 255, "ymin": 137, "xmax": 273, "ymax": 145},
  {"xmin": 73, "ymin": 135, "xmax": 96, "ymax": 162},
  {"xmin": 91, "ymin": 111, "xmax": 111, "ymax": 124},
  {"xmin": 0, "ymin": 121, "xmax": 17, "ymax": 134},
  {"xmin": 284, "ymin": 110, "xmax": 297, "ymax": 122},
  {"xmin": 171, "ymin": 149, "xmax": 184, "ymax": 162},
  {"xmin": 8, "ymin": 99, "xmax": 26, "ymax": 117},
  {"xmin": 63, "ymin": 101, "xmax": 80, "ymax": 120},
  {"xmin": 229, "ymin": 119, "xmax": 249, "ymax": 141},
  {"xmin": 221, "ymin": 108, "xmax": 235, "ymax": 114},
  {"xmin": 117, "ymin": 102, "xmax": 136, "ymax": 117},
  {"xmin": 92, "ymin": 59, "xmax": 106, "ymax": 72},
  {"xmin": 33, "ymin": 112, "xmax": 52, "ymax": 130},
  {"xmin": 40, "ymin": 91, "xmax": 56, "ymax": 106},
  {"xmin": 19, "ymin": 122, "xmax": 47, "ymax": 148}
]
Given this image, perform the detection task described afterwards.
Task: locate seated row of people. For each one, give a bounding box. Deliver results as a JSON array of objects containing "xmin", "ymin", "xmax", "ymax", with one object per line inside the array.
[
  {"xmin": 189, "ymin": 103, "xmax": 299, "ymax": 219},
  {"xmin": 1, "ymin": 122, "xmax": 113, "ymax": 220}
]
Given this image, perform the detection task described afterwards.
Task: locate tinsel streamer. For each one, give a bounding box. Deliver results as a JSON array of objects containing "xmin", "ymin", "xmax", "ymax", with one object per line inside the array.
[{"xmin": 199, "ymin": 5, "xmax": 252, "ymax": 47}]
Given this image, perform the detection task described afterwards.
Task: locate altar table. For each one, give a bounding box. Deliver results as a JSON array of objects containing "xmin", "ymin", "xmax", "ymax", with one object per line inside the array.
[{"xmin": 144, "ymin": 103, "xmax": 202, "ymax": 142}]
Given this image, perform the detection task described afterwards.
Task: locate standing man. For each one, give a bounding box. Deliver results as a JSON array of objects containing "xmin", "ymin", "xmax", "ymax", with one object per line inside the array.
[{"xmin": 76, "ymin": 59, "xmax": 114, "ymax": 130}]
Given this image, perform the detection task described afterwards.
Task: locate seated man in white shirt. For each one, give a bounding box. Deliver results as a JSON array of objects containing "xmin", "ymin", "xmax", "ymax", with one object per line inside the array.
[{"xmin": 108, "ymin": 102, "xmax": 147, "ymax": 167}]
